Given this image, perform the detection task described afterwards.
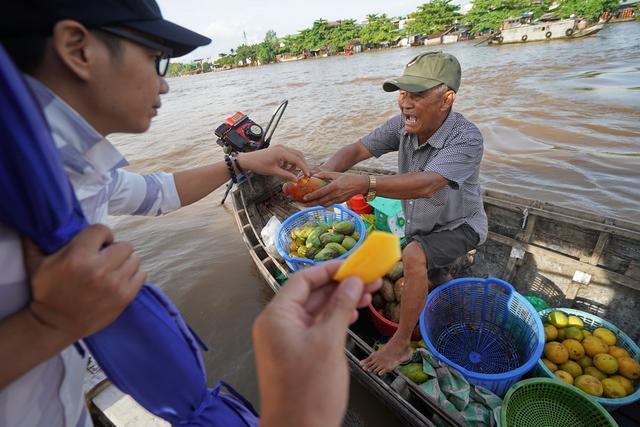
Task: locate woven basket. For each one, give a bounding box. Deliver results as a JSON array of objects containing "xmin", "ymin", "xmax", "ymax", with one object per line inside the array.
[
  {"xmin": 501, "ymin": 378, "xmax": 617, "ymax": 426},
  {"xmin": 275, "ymin": 205, "xmax": 365, "ymax": 271}
]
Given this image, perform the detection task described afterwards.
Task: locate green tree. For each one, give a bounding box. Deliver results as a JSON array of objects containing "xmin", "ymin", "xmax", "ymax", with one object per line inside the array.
[
  {"xmin": 557, "ymin": 0, "xmax": 618, "ymax": 20},
  {"xmin": 280, "ymin": 33, "xmax": 303, "ymax": 55},
  {"xmin": 464, "ymin": 0, "xmax": 548, "ymax": 34},
  {"xmin": 167, "ymin": 62, "xmax": 183, "ymax": 77},
  {"xmin": 264, "ymin": 29, "xmax": 278, "ymax": 46},
  {"xmin": 235, "ymin": 44, "xmax": 259, "ymax": 65},
  {"xmin": 360, "ymin": 14, "xmax": 398, "ymax": 46},
  {"xmin": 215, "ymin": 53, "xmax": 237, "ymax": 67},
  {"xmin": 327, "ymin": 19, "xmax": 361, "ymax": 50},
  {"xmin": 407, "ymin": 0, "xmax": 461, "ymax": 36},
  {"xmin": 302, "ymin": 19, "xmax": 331, "ymax": 49},
  {"xmin": 258, "ymin": 30, "xmax": 278, "ymax": 63}
]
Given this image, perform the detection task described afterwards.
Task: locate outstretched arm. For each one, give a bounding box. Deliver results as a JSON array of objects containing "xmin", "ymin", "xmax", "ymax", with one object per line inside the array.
[
  {"xmin": 108, "ymin": 146, "xmax": 310, "ymax": 215},
  {"xmin": 304, "ymin": 171, "xmax": 448, "ymax": 207},
  {"xmin": 172, "ymin": 146, "xmax": 310, "ymax": 206}
]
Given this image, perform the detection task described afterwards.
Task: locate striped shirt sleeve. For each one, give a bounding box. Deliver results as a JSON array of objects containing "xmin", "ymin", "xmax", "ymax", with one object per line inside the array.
[
  {"xmin": 360, "ymin": 114, "xmax": 403, "ymax": 158},
  {"xmin": 424, "ymin": 130, "xmax": 483, "ymax": 189},
  {"xmin": 106, "ymin": 169, "xmax": 182, "ymax": 216}
]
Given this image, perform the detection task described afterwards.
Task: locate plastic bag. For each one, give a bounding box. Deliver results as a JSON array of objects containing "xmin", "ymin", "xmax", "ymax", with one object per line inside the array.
[{"xmin": 261, "ymin": 216, "xmax": 282, "ymax": 261}]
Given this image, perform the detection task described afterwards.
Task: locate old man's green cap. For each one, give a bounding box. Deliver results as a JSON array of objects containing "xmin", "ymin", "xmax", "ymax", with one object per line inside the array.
[{"xmin": 383, "ymin": 51, "xmax": 461, "ymax": 93}]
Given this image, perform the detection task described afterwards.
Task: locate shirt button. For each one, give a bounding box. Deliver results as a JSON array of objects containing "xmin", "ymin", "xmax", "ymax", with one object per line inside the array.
[{"xmin": 409, "ymin": 201, "xmax": 413, "ymax": 205}]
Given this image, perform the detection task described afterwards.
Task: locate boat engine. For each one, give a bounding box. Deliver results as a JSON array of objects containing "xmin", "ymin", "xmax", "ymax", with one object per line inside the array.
[
  {"xmin": 215, "ymin": 99, "xmax": 288, "ymax": 155},
  {"xmin": 215, "ymin": 100, "xmax": 288, "ymax": 203}
]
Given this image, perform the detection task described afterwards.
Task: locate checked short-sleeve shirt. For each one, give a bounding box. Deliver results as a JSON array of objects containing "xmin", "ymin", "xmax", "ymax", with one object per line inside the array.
[{"xmin": 361, "ymin": 112, "xmax": 488, "ymax": 244}]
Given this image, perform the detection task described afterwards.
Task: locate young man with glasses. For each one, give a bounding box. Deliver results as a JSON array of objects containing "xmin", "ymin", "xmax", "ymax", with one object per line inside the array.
[{"xmin": 0, "ymin": 0, "xmax": 316, "ymax": 425}]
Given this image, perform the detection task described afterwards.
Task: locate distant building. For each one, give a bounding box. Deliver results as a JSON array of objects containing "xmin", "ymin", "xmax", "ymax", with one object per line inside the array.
[
  {"xmin": 609, "ymin": 0, "xmax": 638, "ymax": 21},
  {"xmin": 392, "ymin": 17, "xmax": 415, "ymax": 31}
]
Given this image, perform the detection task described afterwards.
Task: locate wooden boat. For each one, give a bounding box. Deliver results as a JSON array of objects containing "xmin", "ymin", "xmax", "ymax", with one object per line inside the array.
[
  {"xmin": 488, "ymin": 15, "xmax": 605, "ymax": 45},
  {"xmin": 231, "ymin": 166, "xmax": 640, "ymax": 426}
]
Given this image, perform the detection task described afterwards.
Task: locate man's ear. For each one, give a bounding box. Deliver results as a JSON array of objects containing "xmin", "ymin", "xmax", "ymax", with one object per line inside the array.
[
  {"xmin": 442, "ymin": 90, "xmax": 456, "ymax": 111},
  {"xmin": 50, "ymin": 20, "xmax": 94, "ymax": 81}
]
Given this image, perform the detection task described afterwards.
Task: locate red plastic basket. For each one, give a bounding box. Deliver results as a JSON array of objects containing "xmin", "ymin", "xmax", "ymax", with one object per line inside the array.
[{"xmin": 367, "ymin": 302, "xmax": 420, "ymax": 341}]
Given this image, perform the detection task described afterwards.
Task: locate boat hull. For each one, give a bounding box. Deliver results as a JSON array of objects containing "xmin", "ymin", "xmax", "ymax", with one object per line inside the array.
[{"xmin": 490, "ymin": 20, "xmax": 605, "ymax": 44}]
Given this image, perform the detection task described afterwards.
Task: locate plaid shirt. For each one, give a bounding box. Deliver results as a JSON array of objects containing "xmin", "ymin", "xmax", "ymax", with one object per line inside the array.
[{"xmin": 361, "ymin": 111, "xmax": 488, "ymax": 244}]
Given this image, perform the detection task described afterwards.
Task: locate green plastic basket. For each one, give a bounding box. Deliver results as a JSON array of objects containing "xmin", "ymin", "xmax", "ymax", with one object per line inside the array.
[{"xmin": 501, "ymin": 378, "xmax": 618, "ymax": 427}]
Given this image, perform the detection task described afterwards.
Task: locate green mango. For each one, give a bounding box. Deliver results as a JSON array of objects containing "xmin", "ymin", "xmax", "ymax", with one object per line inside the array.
[
  {"xmin": 305, "ymin": 235, "xmax": 321, "ymax": 249},
  {"xmin": 324, "ymin": 242, "xmax": 347, "ymax": 255},
  {"xmin": 305, "ymin": 246, "xmax": 319, "ymax": 259},
  {"xmin": 333, "ymin": 220, "xmax": 355, "ymax": 235},
  {"xmin": 399, "ymin": 363, "xmax": 429, "ymax": 384},
  {"xmin": 313, "ymin": 246, "xmax": 341, "ymax": 262},
  {"xmin": 351, "ymin": 231, "xmax": 360, "ymax": 241},
  {"xmin": 305, "ymin": 225, "xmax": 327, "ymax": 249},
  {"xmin": 342, "ymin": 236, "xmax": 357, "ymax": 250},
  {"xmin": 297, "ymin": 245, "xmax": 319, "ymax": 259},
  {"xmin": 296, "ymin": 222, "xmax": 318, "ymax": 239},
  {"xmin": 316, "ymin": 222, "xmax": 331, "ymax": 233},
  {"xmin": 320, "ymin": 232, "xmax": 345, "ymax": 245}
]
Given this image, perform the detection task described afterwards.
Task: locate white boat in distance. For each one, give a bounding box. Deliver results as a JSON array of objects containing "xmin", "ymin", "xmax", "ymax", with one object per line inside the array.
[{"xmin": 489, "ymin": 13, "xmax": 606, "ymax": 45}]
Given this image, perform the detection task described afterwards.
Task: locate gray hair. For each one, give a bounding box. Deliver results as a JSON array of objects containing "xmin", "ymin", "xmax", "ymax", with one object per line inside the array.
[{"xmin": 434, "ymin": 83, "xmax": 450, "ymax": 95}]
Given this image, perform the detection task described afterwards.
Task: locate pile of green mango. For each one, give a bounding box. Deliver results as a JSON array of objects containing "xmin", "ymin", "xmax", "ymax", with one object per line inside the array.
[{"xmin": 288, "ymin": 220, "xmax": 360, "ymax": 262}]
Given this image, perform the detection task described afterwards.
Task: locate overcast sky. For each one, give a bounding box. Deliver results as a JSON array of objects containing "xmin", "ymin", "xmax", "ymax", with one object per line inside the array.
[{"xmin": 157, "ymin": 0, "xmax": 472, "ymax": 62}]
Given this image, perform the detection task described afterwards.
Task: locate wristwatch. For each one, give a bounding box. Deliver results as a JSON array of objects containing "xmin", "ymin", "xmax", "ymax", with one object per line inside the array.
[{"xmin": 365, "ymin": 175, "xmax": 377, "ymax": 202}]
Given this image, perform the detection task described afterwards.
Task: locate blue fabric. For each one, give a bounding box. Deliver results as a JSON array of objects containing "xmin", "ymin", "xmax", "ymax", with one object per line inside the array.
[{"xmin": 0, "ymin": 44, "xmax": 258, "ymax": 426}]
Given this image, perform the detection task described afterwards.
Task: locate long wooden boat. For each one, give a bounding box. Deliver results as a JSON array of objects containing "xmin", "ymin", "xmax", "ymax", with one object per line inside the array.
[
  {"xmin": 488, "ymin": 17, "xmax": 605, "ymax": 45},
  {"xmin": 231, "ymin": 166, "xmax": 640, "ymax": 426}
]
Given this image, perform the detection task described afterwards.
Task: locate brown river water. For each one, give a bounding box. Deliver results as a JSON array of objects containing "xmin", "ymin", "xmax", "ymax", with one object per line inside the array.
[{"xmin": 109, "ymin": 22, "xmax": 639, "ymax": 425}]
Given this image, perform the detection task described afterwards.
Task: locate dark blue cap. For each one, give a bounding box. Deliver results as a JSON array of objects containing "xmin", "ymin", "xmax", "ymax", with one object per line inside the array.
[{"xmin": 1, "ymin": 0, "xmax": 211, "ymax": 57}]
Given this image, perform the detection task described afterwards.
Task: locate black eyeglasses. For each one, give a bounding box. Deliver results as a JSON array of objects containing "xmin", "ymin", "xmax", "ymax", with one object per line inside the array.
[{"xmin": 99, "ymin": 26, "xmax": 172, "ymax": 76}]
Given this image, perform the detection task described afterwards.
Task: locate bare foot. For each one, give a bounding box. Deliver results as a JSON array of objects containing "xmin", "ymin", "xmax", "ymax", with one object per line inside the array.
[{"xmin": 361, "ymin": 337, "xmax": 412, "ymax": 375}]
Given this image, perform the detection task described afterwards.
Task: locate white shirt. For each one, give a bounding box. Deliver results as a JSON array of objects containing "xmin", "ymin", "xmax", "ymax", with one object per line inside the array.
[{"xmin": 0, "ymin": 77, "xmax": 181, "ymax": 426}]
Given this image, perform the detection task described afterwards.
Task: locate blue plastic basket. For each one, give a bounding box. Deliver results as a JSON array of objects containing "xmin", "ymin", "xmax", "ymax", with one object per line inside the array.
[
  {"xmin": 535, "ymin": 307, "xmax": 640, "ymax": 411},
  {"xmin": 275, "ymin": 205, "xmax": 366, "ymax": 272},
  {"xmin": 420, "ymin": 278, "xmax": 545, "ymax": 396}
]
